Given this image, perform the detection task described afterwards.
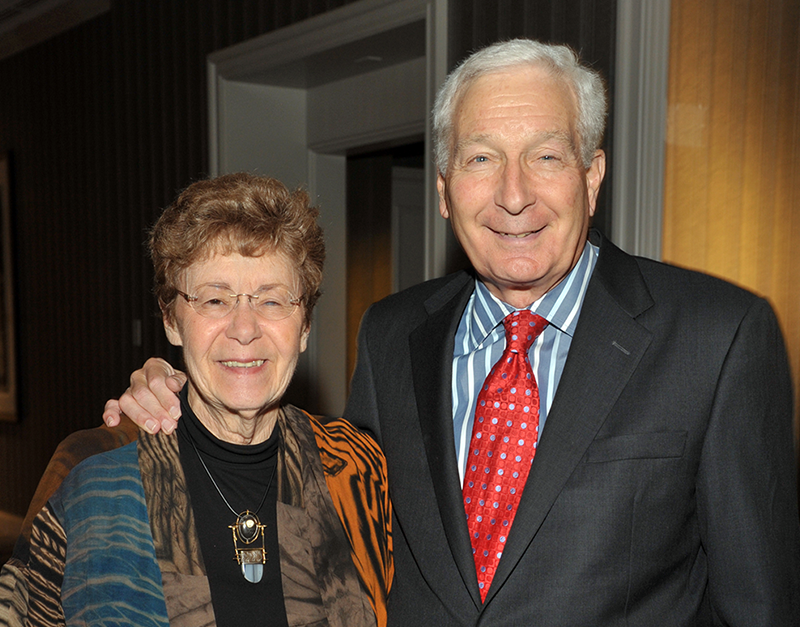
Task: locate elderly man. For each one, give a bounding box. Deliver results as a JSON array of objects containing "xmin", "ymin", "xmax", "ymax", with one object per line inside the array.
[{"xmin": 106, "ymin": 40, "xmax": 800, "ymax": 625}]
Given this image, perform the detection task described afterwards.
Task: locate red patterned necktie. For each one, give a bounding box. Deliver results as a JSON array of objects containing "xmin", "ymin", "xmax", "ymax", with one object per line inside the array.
[{"xmin": 462, "ymin": 309, "xmax": 549, "ymax": 601}]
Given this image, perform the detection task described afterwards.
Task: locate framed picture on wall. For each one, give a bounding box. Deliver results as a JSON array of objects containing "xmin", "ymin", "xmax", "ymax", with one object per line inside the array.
[{"xmin": 0, "ymin": 154, "xmax": 16, "ymax": 421}]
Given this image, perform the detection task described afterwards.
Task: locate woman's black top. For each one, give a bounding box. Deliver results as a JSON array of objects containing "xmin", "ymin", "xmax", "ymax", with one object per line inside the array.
[{"xmin": 176, "ymin": 387, "xmax": 289, "ymax": 627}]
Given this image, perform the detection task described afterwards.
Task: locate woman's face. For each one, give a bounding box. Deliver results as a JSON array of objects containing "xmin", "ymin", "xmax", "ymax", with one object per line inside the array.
[{"xmin": 164, "ymin": 250, "xmax": 309, "ymax": 433}]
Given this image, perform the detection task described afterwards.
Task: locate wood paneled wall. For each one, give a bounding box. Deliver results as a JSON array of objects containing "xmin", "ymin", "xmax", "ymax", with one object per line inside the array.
[
  {"xmin": 663, "ymin": 0, "xmax": 800, "ymax": 427},
  {"xmin": 0, "ymin": 0, "xmax": 358, "ymax": 516}
]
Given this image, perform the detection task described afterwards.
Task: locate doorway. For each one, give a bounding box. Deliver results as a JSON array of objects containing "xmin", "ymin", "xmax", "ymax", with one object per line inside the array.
[
  {"xmin": 345, "ymin": 141, "xmax": 425, "ymax": 382},
  {"xmin": 206, "ymin": 0, "xmax": 448, "ymax": 416}
]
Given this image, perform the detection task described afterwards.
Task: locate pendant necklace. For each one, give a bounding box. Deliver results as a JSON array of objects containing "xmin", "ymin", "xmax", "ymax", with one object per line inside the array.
[{"xmin": 189, "ymin": 433, "xmax": 277, "ymax": 584}]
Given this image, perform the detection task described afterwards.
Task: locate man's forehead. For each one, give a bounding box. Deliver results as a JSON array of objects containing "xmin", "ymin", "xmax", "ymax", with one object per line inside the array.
[
  {"xmin": 454, "ymin": 67, "xmax": 576, "ymax": 120},
  {"xmin": 450, "ymin": 69, "xmax": 579, "ymax": 156}
]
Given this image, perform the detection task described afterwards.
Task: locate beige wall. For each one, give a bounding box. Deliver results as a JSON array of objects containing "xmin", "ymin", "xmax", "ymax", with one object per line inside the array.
[{"xmin": 663, "ymin": 0, "xmax": 800, "ymax": 435}]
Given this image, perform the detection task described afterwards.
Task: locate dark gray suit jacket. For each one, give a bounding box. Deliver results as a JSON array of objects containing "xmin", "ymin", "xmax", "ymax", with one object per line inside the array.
[{"xmin": 344, "ymin": 233, "xmax": 800, "ymax": 626}]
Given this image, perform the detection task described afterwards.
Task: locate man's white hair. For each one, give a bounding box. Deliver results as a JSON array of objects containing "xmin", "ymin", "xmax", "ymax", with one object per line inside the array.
[{"xmin": 432, "ymin": 39, "xmax": 607, "ymax": 173}]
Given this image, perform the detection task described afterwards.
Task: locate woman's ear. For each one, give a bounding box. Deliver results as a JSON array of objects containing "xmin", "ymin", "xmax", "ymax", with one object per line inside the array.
[
  {"xmin": 162, "ymin": 309, "xmax": 183, "ymax": 347},
  {"xmin": 299, "ymin": 321, "xmax": 310, "ymax": 354}
]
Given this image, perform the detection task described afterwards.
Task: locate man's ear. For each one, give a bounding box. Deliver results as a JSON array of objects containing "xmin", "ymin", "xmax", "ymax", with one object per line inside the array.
[
  {"xmin": 163, "ymin": 310, "xmax": 183, "ymax": 347},
  {"xmin": 437, "ymin": 172, "xmax": 450, "ymax": 219},
  {"xmin": 586, "ymin": 150, "xmax": 606, "ymax": 217}
]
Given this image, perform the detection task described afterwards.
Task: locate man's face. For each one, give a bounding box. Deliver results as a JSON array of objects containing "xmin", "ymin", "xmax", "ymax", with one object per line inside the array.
[{"xmin": 437, "ymin": 65, "xmax": 606, "ymax": 308}]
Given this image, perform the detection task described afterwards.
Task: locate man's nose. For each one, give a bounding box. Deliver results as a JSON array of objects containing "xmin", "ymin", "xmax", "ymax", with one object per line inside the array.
[{"xmin": 496, "ymin": 160, "xmax": 535, "ymax": 214}]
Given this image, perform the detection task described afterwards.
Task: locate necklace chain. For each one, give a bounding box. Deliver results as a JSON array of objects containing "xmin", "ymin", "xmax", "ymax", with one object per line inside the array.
[
  {"xmin": 187, "ymin": 429, "xmax": 276, "ymax": 518},
  {"xmin": 183, "ymin": 418, "xmax": 278, "ymax": 584}
]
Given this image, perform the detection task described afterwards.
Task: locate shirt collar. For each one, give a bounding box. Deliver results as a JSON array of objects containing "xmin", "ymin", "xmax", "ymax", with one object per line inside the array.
[{"xmin": 465, "ymin": 242, "xmax": 598, "ymax": 350}]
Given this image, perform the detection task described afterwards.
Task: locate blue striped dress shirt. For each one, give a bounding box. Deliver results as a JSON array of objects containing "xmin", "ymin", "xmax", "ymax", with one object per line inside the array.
[{"xmin": 452, "ymin": 242, "xmax": 598, "ymax": 484}]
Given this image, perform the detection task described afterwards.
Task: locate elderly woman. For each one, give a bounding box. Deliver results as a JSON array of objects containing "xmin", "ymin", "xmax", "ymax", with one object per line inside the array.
[{"xmin": 0, "ymin": 173, "xmax": 392, "ymax": 627}]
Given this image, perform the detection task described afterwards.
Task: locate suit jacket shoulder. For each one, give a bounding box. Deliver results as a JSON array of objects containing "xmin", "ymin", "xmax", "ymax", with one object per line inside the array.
[
  {"xmin": 591, "ymin": 230, "xmax": 762, "ymax": 322},
  {"xmin": 362, "ymin": 271, "xmax": 473, "ymax": 330}
]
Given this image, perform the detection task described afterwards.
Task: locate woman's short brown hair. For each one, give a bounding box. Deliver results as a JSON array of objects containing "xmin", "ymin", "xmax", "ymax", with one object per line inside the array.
[{"xmin": 150, "ymin": 172, "xmax": 325, "ymax": 326}]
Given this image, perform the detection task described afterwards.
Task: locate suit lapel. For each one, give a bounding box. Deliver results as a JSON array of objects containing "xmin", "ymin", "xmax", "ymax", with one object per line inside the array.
[
  {"xmin": 408, "ymin": 272, "xmax": 485, "ymax": 607},
  {"xmin": 485, "ymin": 236, "xmax": 655, "ymax": 604}
]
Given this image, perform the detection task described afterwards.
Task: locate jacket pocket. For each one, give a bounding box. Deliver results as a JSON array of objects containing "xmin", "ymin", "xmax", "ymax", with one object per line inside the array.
[{"xmin": 584, "ymin": 431, "xmax": 687, "ymax": 463}]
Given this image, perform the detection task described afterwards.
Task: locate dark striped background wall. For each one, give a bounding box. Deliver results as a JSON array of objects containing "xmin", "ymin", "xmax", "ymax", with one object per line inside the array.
[{"xmin": 0, "ymin": 0, "xmax": 615, "ymax": 516}]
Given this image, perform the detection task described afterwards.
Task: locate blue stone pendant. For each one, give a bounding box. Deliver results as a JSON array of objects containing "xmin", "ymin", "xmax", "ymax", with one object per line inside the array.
[
  {"xmin": 229, "ymin": 511, "xmax": 267, "ymax": 584},
  {"xmin": 242, "ymin": 563, "xmax": 264, "ymax": 583}
]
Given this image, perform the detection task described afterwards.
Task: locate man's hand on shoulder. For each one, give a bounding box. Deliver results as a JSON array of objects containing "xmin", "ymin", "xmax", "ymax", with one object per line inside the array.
[{"xmin": 102, "ymin": 357, "xmax": 186, "ymax": 434}]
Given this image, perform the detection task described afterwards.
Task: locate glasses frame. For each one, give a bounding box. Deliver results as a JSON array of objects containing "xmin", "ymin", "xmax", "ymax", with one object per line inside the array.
[{"xmin": 176, "ymin": 288, "xmax": 302, "ymax": 321}]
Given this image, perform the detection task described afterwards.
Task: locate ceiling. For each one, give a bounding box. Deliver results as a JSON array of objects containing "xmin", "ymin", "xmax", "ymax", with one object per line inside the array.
[
  {"xmin": 0, "ymin": 0, "xmax": 109, "ymax": 60},
  {"xmin": 241, "ymin": 19, "xmax": 427, "ymax": 89}
]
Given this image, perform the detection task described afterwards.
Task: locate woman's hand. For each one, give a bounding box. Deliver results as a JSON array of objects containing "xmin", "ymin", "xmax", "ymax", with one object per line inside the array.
[{"xmin": 102, "ymin": 358, "xmax": 187, "ymax": 434}]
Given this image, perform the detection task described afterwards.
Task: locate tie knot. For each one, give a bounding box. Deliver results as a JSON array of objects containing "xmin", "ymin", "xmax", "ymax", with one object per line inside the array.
[{"xmin": 502, "ymin": 310, "xmax": 548, "ymax": 353}]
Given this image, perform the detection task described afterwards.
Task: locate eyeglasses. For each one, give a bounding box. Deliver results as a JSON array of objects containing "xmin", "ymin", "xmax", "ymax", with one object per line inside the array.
[{"xmin": 177, "ymin": 285, "xmax": 302, "ymax": 321}]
